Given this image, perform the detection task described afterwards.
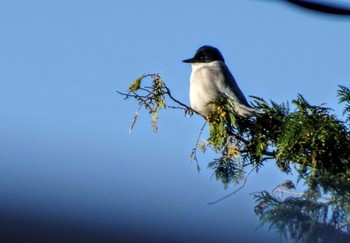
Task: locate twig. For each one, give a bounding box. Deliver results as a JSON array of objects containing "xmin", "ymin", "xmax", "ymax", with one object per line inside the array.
[
  {"xmin": 272, "ymin": 188, "xmax": 304, "ymax": 197},
  {"xmin": 208, "ymin": 165, "xmax": 258, "ymax": 205},
  {"xmin": 163, "ymin": 86, "xmax": 201, "ymax": 116},
  {"xmin": 229, "ymin": 132, "xmax": 249, "ymax": 145},
  {"xmin": 129, "ymin": 105, "xmax": 142, "ymax": 134},
  {"xmin": 271, "ymin": 188, "xmax": 332, "ymax": 201},
  {"xmin": 167, "ymin": 105, "xmax": 186, "ymax": 110},
  {"xmin": 117, "ymin": 90, "xmax": 134, "ymax": 98},
  {"xmin": 190, "ymin": 121, "xmax": 208, "ymax": 171}
]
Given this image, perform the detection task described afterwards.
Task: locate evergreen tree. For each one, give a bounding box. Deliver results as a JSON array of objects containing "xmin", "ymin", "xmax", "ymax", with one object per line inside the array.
[{"xmin": 120, "ymin": 74, "xmax": 350, "ymax": 242}]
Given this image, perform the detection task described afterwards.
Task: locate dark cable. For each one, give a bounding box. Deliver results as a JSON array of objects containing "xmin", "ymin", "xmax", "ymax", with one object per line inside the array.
[{"xmin": 285, "ymin": 0, "xmax": 350, "ymax": 15}]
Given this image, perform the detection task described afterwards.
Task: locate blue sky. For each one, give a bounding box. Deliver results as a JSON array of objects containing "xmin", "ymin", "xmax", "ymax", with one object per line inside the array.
[{"xmin": 1, "ymin": 0, "xmax": 350, "ymax": 242}]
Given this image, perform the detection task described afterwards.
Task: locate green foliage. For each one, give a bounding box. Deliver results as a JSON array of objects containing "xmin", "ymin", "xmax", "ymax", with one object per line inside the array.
[
  {"xmin": 253, "ymin": 186, "xmax": 350, "ymax": 242},
  {"xmin": 338, "ymin": 85, "xmax": 350, "ymax": 123},
  {"xmin": 128, "ymin": 75, "xmax": 143, "ymax": 92},
  {"xmin": 208, "ymin": 158, "xmax": 244, "ymax": 189},
  {"xmin": 121, "ymin": 75, "xmax": 350, "ymax": 190},
  {"xmin": 120, "ymin": 74, "xmax": 350, "ymax": 241},
  {"xmin": 206, "ymin": 95, "xmax": 237, "ymax": 152},
  {"xmin": 276, "ymin": 95, "xmax": 350, "ymax": 183},
  {"xmin": 121, "ymin": 74, "xmax": 167, "ymax": 132}
]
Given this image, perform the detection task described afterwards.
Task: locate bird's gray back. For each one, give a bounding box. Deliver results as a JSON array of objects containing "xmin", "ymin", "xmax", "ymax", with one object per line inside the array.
[{"xmin": 217, "ymin": 62, "xmax": 250, "ymax": 107}]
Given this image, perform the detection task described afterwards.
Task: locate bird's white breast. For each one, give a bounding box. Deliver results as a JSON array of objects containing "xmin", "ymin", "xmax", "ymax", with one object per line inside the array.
[{"xmin": 189, "ymin": 61, "xmax": 223, "ymax": 116}]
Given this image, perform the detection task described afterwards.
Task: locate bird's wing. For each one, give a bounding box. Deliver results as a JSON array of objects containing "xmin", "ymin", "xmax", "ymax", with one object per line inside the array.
[{"xmin": 217, "ymin": 62, "xmax": 251, "ymax": 107}]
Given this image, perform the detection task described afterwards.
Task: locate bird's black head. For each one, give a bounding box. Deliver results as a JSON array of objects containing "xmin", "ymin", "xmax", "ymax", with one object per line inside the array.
[{"xmin": 183, "ymin": 45, "xmax": 225, "ymax": 63}]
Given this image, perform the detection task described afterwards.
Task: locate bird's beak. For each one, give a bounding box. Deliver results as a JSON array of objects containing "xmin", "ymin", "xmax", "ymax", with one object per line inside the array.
[{"xmin": 182, "ymin": 58, "xmax": 195, "ymax": 63}]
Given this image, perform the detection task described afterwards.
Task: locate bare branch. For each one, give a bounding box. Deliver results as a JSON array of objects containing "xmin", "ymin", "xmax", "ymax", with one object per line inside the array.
[
  {"xmin": 129, "ymin": 105, "xmax": 142, "ymax": 134},
  {"xmin": 208, "ymin": 165, "xmax": 258, "ymax": 205},
  {"xmin": 190, "ymin": 121, "xmax": 208, "ymax": 172},
  {"xmin": 163, "ymin": 86, "xmax": 201, "ymax": 117}
]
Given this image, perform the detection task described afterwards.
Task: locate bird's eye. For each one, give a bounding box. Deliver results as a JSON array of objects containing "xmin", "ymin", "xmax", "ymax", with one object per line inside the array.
[{"xmin": 199, "ymin": 55, "xmax": 205, "ymax": 61}]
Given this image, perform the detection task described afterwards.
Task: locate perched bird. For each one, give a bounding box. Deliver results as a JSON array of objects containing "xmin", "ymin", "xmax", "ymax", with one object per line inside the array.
[{"xmin": 183, "ymin": 45, "xmax": 261, "ymax": 118}]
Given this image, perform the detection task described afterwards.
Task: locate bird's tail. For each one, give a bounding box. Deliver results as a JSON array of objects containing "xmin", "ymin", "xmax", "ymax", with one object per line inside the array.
[
  {"xmin": 236, "ymin": 103, "xmax": 264, "ymax": 117},
  {"xmin": 224, "ymin": 94, "xmax": 263, "ymax": 117}
]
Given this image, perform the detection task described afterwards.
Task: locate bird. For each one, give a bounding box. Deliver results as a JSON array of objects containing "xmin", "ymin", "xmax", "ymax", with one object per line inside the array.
[{"xmin": 183, "ymin": 45, "xmax": 261, "ymax": 118}]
